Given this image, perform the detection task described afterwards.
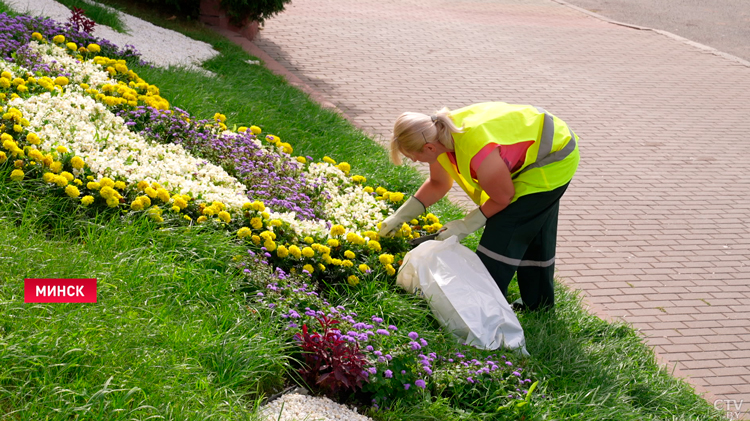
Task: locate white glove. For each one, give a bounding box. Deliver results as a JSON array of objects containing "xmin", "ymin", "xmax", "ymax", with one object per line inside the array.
[
  {"xmin": 436, "ymin": 208, "xmax": 487, "ymax": 241},
  {"xmin": 379, "ymin": 196, "xmax": 425, "ymax": 237}
]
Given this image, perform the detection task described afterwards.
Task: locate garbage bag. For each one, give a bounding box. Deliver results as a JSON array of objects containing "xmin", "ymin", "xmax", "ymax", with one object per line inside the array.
[{"xmin": 397, "ymin": 236, "xmax": 528, "ymax": 354}]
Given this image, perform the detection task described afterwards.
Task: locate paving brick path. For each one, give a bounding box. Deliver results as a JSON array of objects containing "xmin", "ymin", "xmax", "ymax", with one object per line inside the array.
[{"xmin": 244, "ymin": 0, "xmax": 750, "ymax": 413}]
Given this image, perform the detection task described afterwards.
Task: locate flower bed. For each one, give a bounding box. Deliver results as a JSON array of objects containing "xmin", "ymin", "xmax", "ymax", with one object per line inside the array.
[{"xmin": 0, "ymin": 12, "xmax": 537, "ymax": 416}]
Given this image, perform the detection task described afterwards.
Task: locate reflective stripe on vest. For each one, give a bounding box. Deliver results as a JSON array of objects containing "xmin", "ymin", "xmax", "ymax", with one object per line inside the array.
[
  {"xmin": 513, "ymin": 107, "xmax": 578, "ymax": 179},
  {"xmin": 477, "ymin": 244, "xmax": 556, "ymax": 268}
]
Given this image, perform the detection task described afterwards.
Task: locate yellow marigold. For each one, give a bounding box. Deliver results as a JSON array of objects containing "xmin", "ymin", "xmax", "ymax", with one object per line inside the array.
[
  {"xmin": 251, "ymin": 201, "xmax": 265, "ymax": 212},
  {"xmin": 261, "ymin": 211, "xmax": 270, "ymax": 219},
  {"xmin": 106, "ymin": 197, "xmax": 120, "ymax": 208},
  {"xmin": 281, "ymin": 143, "xmax": 293, "ymax": 154},
  {"xmin": 250, "ymin": 217, "xmax": 263, "ymax": 230},
  {"xmin": 66, "ymin": 42, "xmax": 77, "ymax": 50},
  {"xmin": 213, "ymin": 113, "xmax": 227, "ymax": 123},
  {"xmin": 212, "ymin": 201, "xmax": 226, "ymax": 211},
  {"xmin": 317, "ymin": 263, "xmax": 326, "ymax": 272},
  {"xmin": 137, "ymin": 180, "xmax": 149, "ymax": 191},
  {"xmin": 332, "ymin": 258, "xmax": 342, "ymax": 266},
  {"xmin": 363, "ymin": 231, "xmax": 378, "ymax": 240},
  {"xmin": 250, "ymin": 125, "xmax": 262, "ymax": 135},
  {"xmin": 54, "ymin": 76, "xmax": 69, "ymax": 86},
  {"xmin": 138, "ymin": 195, "xmax": 151, "ymax": 207},
  {"xmin": 242, "ymin": 202, "xmax": 253, "ymax": 210},
  {"xmin": 259, "ymin": 231, "xmax": 275, "ymax": 241},
  {"xmin": 70, "ymin": 156, "xmax": 84, "ymax": 169},
  {"xmin": 13, "ymin": 124, "xmax": 22, "ymax": 133},
  {"xmin": 60, "ymin": 171, "xmax": 74, "ymax": 182},
  {"xmin": 389, "ymin": 192, "xmax": 405, "ymax": 202},
  {"xmin": 114, "ymin": 181, "xmax": 126, "ymax": 190},
  {"xmin": 347, "ymin": 275, "xmax": 359, "ymax": 286},
  {"xmin": 303, "ymin": 236, "xmax": 314, "ymax": 244},
  {"xmin": 144, "ymin": 187, "xmax": 157, "ymax": 199},
  {"xmin": 31, "ymin": 32, "xmax": 43, "ymax": 41},
  {"xmin": 251, "ymin": 235, "xmax": 260, "ymax": 245},
  {"xmin": 288, "ymin": 245, "xmax": 302, "ymax": 259},
  {"xmin": 322, "ymin": 156, "xmax": 336, "ymax": 165},
  {"xmin": 156, "ymin": 188, "xmax": 170, "ymax": 202},
  {"xmin": 301, "ymin": 247, "xmax": 315, "ymax": 258},
  {"xmin": 53, "ymin": 175, "xmax": 68, "ymax": 187},
  {"xmin": 379, "ymin": 254, "xmax": 394, "ymax": 265},
  {"xmin": 322, "ymin": 254, "xmax": 333, "ymax": 264},
  {"xmin": 237, "ymin": 126, "xmax": 247, "ymax": 133},
  {"xmin": 81, "ymin": 195, "xmax": 94, "ymax": 206},
  {"xmin": 218, "ymin": 211, "xmax": 231, "ymax": 223},
  {"xmin": 270, "ymin": 219, "xmax": 282, "ymax": 227},
  {"xmin": 28, "ymin": 149, "xmax": 43, "ymax": 161},
  {"xmin": 363, "ymin": 186, "xmax": 374, "ymax": 194},
  {"xmin": 375, "ymin": 186, "xmax": 387, "ymax": 196},
  {"xmin": 367, "ymin": 240, "xmax": 382, "ymax": 252},
  {"xmin": 330, "ymin": 224, "xmax": 346, "ymax": 237},
  {"xmin": 52, "ymin": 35, "xmax": 65, "ymax": 43},
  {"xmin": 99, "ymin": 186, "xmax": 116, "ymax": 200},
  {"xmin": 302, "ymin": 264, "xmax": 314, "ymax": 274},
  {"xmin": 174, "ymin": 197, "xmax": 188, "ymax": 209},
  {"xmin": 0, "ymin": 151, "xmax": 5, "ymax": 164},
  {"xmin": 99, "ymin": 177, "xmax": 114, "ymax": 188},
  {"xmin": 196, "ymin": 216, "xmax": 207, "ymax": 223},
  {"xmin": 202, "ymin": 206, "xmax": 216, "ymax": 216},
  {"xmin": 276, "ymin": 245, "xmax": 289, "ymax": 258},
  {"xmin": 336, "ymin": 162, "xmax": 351, "ymax": 174},
  {"xmin": 130, "ymin": 198, "xmax": 144, "ymax": 211},
  {"xmin": 426, "ymin": 213, "xmax": 440, "ymax": 224},
  {"xmin": 48, "ymin": 161, "xmax": 62, "ymax": 173},
  {"xmin": 9, "ymin": 169, "xmax": 23, "ymax": 181},
  {"xmin": 183, "ymin": 215, "xmax": 192, "ymax": 221},
  {"xmin": 87, "ymin": 43, "xmax": 101, "ymax": 53},
  {"xmin": 327, "ymin": 239, "xmax": 340, "ymax": 248},
  {"xmin": 351, "ymin": 175, "xmax": 366, "ymax": 184},
  {"xmin": 87, "ymin": 181, "xmax": 101, "ymax": 190},
  {"xmin": 264, "ymin": 240, "xmax": 277, "ymax": 252},
  {"xmin": 385, "ymin": 264, "xmax": 396, "ymax": 276},
  {"xmin": 42, "ymin": 172, "xmax": 54, "ymax": 183},
  {"xmin": 342, "ymin": 260, "xmax": 354, "ymax": 268},
  {"xmin": 171, "ymin": 206, "xmax": 180, "ymax": 212},
  {"xmin": 344, "ymin": 250, "xmax": 356, "ymax": 259},
  {"xmin": 358, "ymin": 264, "xmax": 371, "ymax": 273},
  {"xmin": 73, "ymin": 179, "xmax": 82, "ymax": 186},
  {"xmin": 296, "ymin": 156, "xmax": 306, "ymax": 164},
  {"xmin": 64, "ymin": 185, "xmax": 80, "ymax": 198}
]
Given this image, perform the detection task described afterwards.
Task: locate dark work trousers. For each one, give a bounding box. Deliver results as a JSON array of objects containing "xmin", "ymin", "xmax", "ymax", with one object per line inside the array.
[{"xmin": 477, "ymin": 183, "xmax": 570, "ymax": 311}]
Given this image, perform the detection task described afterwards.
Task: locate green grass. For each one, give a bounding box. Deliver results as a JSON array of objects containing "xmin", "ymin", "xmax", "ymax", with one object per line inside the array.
[
  {"xmin": 0, "ymin": 183, "xmax": 289, "ymax": 419},
  {"xmin": 0, "ymin": 3, "xmax": 730, "ymax": 420}
]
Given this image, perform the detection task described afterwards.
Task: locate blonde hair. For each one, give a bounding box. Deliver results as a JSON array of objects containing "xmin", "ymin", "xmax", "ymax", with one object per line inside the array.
[{"xmin": 389, "ymin": 107, "xmax": 464, "ymax": 165}]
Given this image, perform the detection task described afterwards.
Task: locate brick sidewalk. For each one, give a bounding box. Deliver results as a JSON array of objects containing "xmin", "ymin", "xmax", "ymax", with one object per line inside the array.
[{"xmin": 246, "ymin": 0, "xmax": 750, "ymax": 414}]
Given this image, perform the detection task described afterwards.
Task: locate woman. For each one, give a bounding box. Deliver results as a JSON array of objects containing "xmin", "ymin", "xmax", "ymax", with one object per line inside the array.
[{"xmin": 379, "ymin": 102, "xmax": 579, "ymax": 311}]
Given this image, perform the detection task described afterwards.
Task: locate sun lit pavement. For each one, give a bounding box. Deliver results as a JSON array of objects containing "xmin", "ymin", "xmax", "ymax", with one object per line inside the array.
[{"xmin": 247, "ymin": 0, "xmax": 750, "ymax": 416}]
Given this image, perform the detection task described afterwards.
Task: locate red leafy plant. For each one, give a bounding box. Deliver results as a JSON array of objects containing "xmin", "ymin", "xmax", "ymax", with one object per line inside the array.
[
  {"xmin": 294, "ymin": 315, "xmax": 370, "ymax": 394},
  {"xmin": 68, "ymin": 6, "xmax": 96, "ymax": 33}
]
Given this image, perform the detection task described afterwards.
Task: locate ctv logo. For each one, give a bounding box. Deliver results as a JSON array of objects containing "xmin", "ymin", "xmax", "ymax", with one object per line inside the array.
[
  {"xmin": 24, "ymin": 279, "xmax": 97, "ymax": 303},
  {"xmin": 714, "ymin": 399, "xmax": 744, "ymax": 420}
]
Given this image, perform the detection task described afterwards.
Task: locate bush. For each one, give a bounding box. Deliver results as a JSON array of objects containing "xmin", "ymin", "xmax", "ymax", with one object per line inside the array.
[{"xmin": 132, "ymin": 0, "xmax": 291, "ymax": 25}]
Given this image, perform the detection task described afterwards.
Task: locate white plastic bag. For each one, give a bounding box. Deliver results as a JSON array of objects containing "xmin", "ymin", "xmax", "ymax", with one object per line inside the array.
[{"xmin": 397, "ymin": 236, "xmax": 528, "ymax": 354}]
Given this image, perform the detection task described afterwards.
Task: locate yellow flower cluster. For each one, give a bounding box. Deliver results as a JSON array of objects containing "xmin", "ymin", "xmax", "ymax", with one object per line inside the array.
[{"xmin": 263, "ymin": 134, "xmax": 293, "ymax": 155}]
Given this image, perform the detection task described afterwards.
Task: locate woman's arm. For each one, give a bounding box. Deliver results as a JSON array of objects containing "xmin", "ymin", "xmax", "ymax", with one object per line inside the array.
[
  {"xmin": 475, "ymin": 149, "xmax": 515, "ymax": 218},
  {"xmin": 414, "ymin": 159, "xmax": 454, "ymax": 207}
]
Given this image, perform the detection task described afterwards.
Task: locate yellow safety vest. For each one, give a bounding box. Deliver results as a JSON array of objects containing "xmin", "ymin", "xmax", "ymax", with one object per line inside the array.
[{"xmin": 437, "ymin": 102, "xmax": 580, "ymax": 205}]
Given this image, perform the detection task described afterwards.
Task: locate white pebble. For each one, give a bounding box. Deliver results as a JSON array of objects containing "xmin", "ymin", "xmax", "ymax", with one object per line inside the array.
[{"xmin": 260, "ymin": 393, "xmax": 374, "ymax": 421}]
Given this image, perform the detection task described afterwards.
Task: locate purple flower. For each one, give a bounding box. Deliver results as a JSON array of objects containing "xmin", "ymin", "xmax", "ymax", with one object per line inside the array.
[
  {"xmin": 371, "ymin": 316, "xmax": 384, "ymax": 323},
  {"xmin": 513, "ymin": 371, "xmax": 521, "ymax": 377},
  {"xmin": 415, "ymin": 379, "xmax": 426, "ymax": 389},
  {"xmin": 404, "ymin": 383, "xmax": 410, "ymax": 390},
  {"xmin": 366, "ymin": 345, "xmax": 374, "ymax": 352},
  {"xmin": 376, "ymin": 329, "xmax": 390, "ymax": 336},
  {"xmin": 467, "ymin": 377, "xmax": 475, "ymax": 383},
  {"xmin": 422, "ymin": 367, "xmax": 433, "ymax": 375},
  {"xmin": 384, "ymin": 370, "xmax": 393, "ymax": 378},
  {"xmin": 368, "ymin": 367, "xmax": 377, "ymax": 374},
  {"xmin": 409, "ymin": 341, "xmax": 421, "ymax": 351},
  {"xmin": 388, "ymin": 325, "xmax": 398, "ymax": 331},
  {"xmin": 408, "ymin": 332, "xmax": 419, "ymax": 340},
  {"xmin": 506, "ymin": 361, "xmax": 513, "ymax": 366},
  {"xmin": 419, "ymin": 338, "xmax": 428, "ymax": 347}
]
